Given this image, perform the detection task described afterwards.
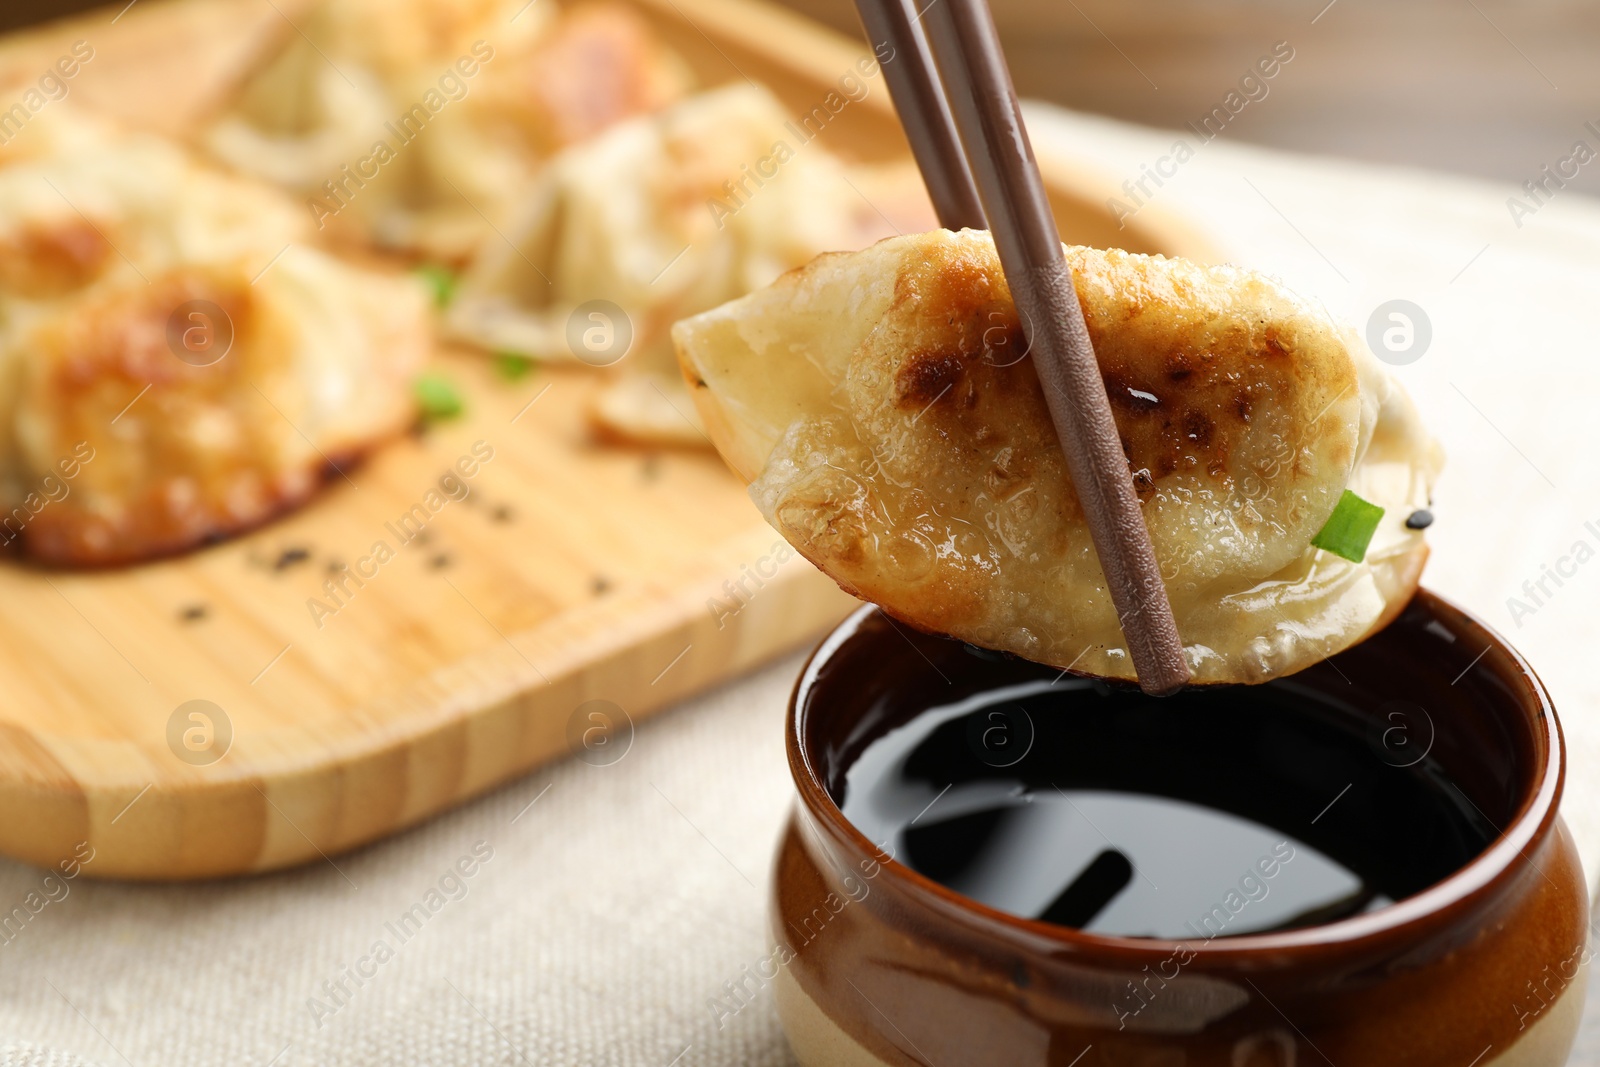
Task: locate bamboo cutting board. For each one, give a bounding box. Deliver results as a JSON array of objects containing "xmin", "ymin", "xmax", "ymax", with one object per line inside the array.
[{"xmin": 0, "ymin": 0, "xmax": 1217, "ymax": 879}]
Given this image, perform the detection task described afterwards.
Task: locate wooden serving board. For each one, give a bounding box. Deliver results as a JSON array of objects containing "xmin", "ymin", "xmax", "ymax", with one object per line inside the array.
[{"xmin": 0, "ymin": 0, "xmax": 1217, "ymax": 880}]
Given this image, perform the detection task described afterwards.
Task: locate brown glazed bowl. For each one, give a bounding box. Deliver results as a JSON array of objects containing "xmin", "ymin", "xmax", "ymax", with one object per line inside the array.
[{"xmin": 771, "ymin": 591, "xmax": 1589, "ymax": 1066}]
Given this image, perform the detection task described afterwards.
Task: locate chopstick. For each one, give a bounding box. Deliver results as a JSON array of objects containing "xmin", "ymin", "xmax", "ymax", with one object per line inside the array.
[
  {"xmin": 852, "ymin": 0, "xmax": 984, "ymax": 230},
  {"xmin": 859, "ymin": 0, "xmax": 1191, "ymax": 695}
]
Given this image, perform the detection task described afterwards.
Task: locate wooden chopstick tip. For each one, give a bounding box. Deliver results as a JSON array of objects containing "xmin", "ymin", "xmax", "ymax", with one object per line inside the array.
[{"xmin": 1140, "ymin": 670, "xmax": 1190, "ymax": 698}]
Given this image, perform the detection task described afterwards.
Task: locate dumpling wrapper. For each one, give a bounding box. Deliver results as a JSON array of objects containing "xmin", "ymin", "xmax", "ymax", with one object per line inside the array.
[
  {"xmin": 0, "ymin": 112, "xmax": 427, "ymax": 566},
  {"xmin": 206, "ymin": 0, "xmax": 689, "ymax": 261},
  {"xmin": 674, "ymin": 229, "xmax": 1441, "ymax": 684},
  {"xmin": 447, "ymin": 82, "xmax": 933, "ymax": 446}
]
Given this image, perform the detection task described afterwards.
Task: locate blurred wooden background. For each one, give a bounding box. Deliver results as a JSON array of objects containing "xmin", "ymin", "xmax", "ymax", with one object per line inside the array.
[
  {"xmin": 10, "ymin": 0, "xmax": 1600, "ymax": 192},
  {"xmin": 785, "ymin": 0, "xmax": 1600, "ymax": 193}
]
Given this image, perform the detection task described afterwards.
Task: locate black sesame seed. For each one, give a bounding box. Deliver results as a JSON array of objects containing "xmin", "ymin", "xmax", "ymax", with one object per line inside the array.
[
  {"xmin": 1405, "ymin": 508, "xmax": 1434, "ymax": 530},
  {"xmin": 180, "ymin": 604, "xmax": 209, "ymax": 622},
  {"xmin": 273, "ymin": 547, "xmax": 311, "ymax": 571}
]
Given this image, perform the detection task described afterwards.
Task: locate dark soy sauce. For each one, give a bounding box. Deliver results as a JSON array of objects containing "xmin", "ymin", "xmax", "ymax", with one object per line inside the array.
[{"xmin": 839, "ymin": 676, "xmax": 1497, "ymax": 939}]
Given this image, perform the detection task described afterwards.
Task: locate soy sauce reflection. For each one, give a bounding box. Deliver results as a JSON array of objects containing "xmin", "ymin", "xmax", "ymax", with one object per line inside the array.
[{"xmin": 838, "ymin": 676, "xmax": 1495, "ymax": 939}]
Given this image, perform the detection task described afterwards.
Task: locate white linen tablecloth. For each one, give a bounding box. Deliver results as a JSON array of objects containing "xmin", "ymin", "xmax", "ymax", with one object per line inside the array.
[{"xmin": 3, "ymin": 103, "xmax": 1598, "ymax": 1065}]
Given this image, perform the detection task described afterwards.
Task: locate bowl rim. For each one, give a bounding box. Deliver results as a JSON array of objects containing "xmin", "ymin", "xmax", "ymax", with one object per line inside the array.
[{"xmin": 786, "ymin": 588, "xmax": 1565, "ymax": 962}]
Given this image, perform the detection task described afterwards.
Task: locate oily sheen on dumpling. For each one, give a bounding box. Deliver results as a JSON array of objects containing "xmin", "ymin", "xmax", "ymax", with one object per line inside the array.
[{"xmin": 673, "ymin": 229, "xmax": 1440, "ymax": 684}]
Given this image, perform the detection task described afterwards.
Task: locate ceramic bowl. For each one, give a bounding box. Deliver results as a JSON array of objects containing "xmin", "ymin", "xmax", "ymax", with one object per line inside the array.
[{"xmin": 772, "ymin": 590, "xmax": 1588, "ymax": 1066}]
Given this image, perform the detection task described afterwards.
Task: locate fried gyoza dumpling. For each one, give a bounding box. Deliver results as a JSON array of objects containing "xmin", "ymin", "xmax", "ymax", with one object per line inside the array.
[
  {"xmin": 0, "ymin": 114, "xmax": 426, "ymax": 566},
  {"xmin": 447, "ymin": 83, "xmax": 933, "ymax": 446},
  {"xmin": 674, "ymin": 229, "xmax": 1441, "ymax": 684},
  {"xmin": 205, "ymin": 0, "xmax": 688, "ymax": 261}
]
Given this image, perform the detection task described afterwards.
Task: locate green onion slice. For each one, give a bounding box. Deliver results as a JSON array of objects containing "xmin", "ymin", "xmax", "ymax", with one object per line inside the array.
[
  {"xmin": 414, "ymin": 372, "xmax": 464, "ymax": 421},
  {"xmin": 494, "ymin": 352, "xmax": 534, "ymax": 381},
  {"xmin": 414, "ymin": 264, "xmax": 458, "ymax": 309},
  {"xmin": 1311, "ymin": 490, "xmax": 1385, "ymax": 563}
]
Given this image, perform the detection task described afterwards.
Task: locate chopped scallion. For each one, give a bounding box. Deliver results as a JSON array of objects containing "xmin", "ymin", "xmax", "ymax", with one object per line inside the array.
[
  {"xmin": 494, "ymin": 352, "xmax": 535, "ymax": 381},
  {"xmin": 414, "ymin": 372, "xmax": 464, "ymax": 421},
  {"xmin": 1311, "ymin": 490, "xmax": 1385, "ymax": 562},
  {"xmin": 414, "ymin": 264, "xmax": 457, "ymax": 309}
]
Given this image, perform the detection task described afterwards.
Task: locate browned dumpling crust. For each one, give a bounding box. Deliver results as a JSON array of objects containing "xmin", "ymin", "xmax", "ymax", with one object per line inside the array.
[
  {"xmin": 675, "ymin": 229, "xmax": 1440, "ymax": 684},
  {"xmin": 468, "ymin": 2, "xmax": 691, "ymax": 156},
  {"xmin": 0, "ymin": 113, "xmax": 427, "ymax": 566}
]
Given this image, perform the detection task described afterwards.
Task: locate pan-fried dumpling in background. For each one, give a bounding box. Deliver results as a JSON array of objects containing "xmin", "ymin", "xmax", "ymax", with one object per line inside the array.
[
  {"xmin": 674, "ymin": 229, "xmax": 1441, "ymax": 684},
  {"xmin": 446, "ymin": 83, "xmax": 934, "ymax": 446},
  {"xmin": 419, "ymin": 2, "xmax": 692, "ymax": 251},
  {"xmin": 206, "ymin": 0, "xmax": 689, "ymax": 261},
  {"xmin": 0, "ymin": 113, "xmax": 427, "ymax": 566}
]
